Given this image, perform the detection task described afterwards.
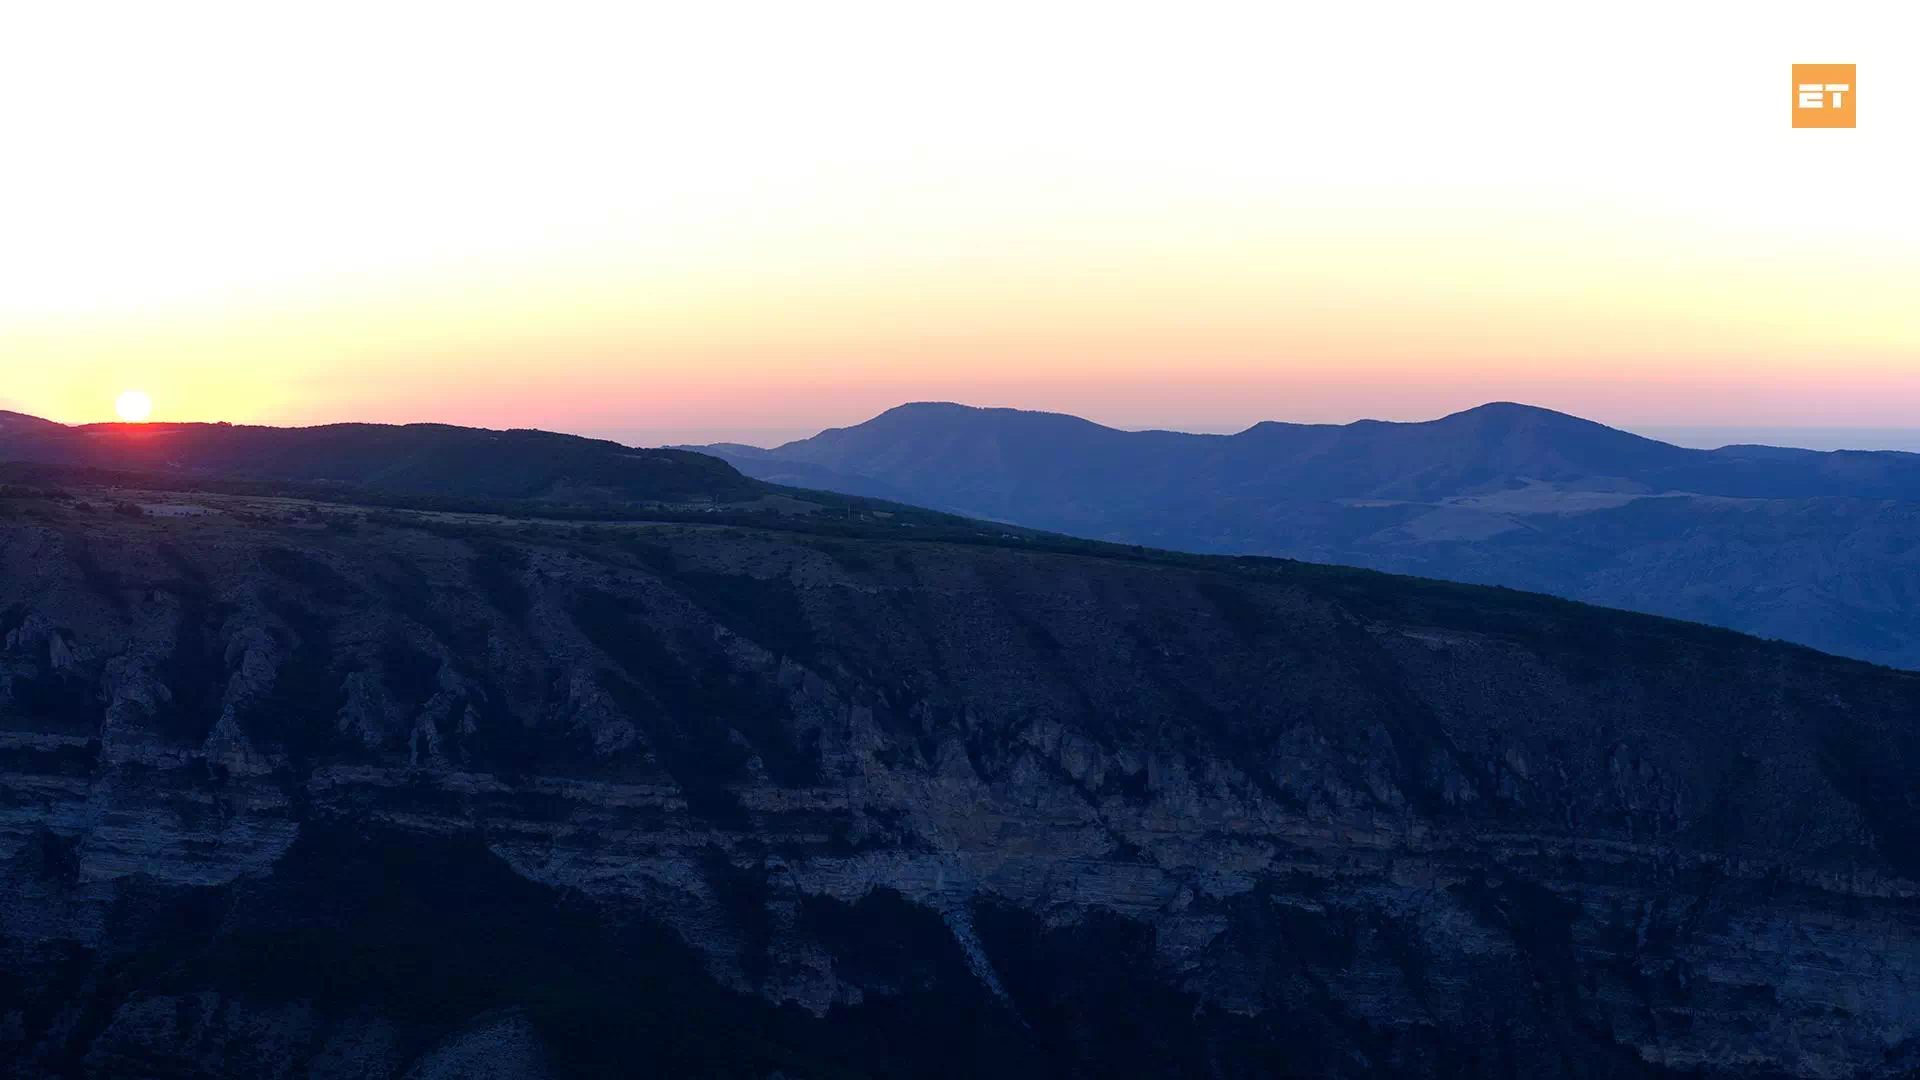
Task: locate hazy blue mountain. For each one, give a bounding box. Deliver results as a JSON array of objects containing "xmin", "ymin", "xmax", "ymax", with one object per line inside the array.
[{"xmin": 696, "ymin": 402, "xmax": 1920, "ymax": 668}]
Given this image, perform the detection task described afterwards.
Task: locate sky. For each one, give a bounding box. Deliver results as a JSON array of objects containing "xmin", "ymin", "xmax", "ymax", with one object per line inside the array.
[{"xmin": 2, "ymin": 1, "xmax": 1916, "ymax": 447}]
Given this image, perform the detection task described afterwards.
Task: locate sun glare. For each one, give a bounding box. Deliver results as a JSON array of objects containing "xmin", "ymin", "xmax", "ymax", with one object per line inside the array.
[{"xmin": 115, "ymin": 390, "xmax": 153, "ymax": 423}]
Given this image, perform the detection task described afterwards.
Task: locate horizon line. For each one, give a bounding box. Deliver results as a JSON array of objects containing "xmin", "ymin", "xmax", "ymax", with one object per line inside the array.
[{"xmin": 13, "ymin": 400, "xmax": 1920, "ymax": 457}]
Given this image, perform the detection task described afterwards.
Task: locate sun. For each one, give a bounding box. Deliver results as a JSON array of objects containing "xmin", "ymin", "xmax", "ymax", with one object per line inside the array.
[{"xmin": 115, "ymin": 390, "xmax": 153, "ymax": 423}]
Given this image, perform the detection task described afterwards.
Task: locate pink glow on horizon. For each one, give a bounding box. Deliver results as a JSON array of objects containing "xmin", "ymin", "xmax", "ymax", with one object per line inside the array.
[{"xmin": 143, "ymin": 363, "xmax": 1909, "ymax": 449}]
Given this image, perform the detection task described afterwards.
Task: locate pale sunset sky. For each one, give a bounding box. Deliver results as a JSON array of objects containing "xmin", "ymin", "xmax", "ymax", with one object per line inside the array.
[{"xmin": 2, "ymin": 1, "xmax": 1915, "ymax": 446}]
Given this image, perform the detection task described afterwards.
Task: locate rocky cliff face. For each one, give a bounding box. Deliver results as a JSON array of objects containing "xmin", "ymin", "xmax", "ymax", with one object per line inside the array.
[{"xmin": 4, "ymin": 489, "xmax": 1920, "ymax": 1078}]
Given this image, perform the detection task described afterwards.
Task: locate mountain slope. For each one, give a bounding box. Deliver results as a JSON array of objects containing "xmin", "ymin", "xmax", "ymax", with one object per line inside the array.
[
  {"xmin": 0, "ymin": 411, "xmax": 63, "ymax": 436},
  {"xmin": 697, "ymin": 402, "xmax": 1920, "ymax": 667},
  {"xmin": 685, "ymin": 442, "xmax": 925, "ymax": 503},
  {"xmin": 4, "ymin": 482, "xmax": 1920, "ymax": 1076}
]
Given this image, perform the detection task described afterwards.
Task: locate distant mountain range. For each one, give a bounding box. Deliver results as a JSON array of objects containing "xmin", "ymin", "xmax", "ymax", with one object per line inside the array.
[{"xmin": 690, "ymin": 401, "xmax": 1920, "ymax": 669}]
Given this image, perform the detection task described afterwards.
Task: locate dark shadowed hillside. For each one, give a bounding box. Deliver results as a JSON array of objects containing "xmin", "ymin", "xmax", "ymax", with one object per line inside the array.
[
  {"xmin": 5, "ymin": 482, "xmax": 1920, "ymax": 1077},
  {"xmin": 696, "ymin": 402, "xmax": 1920, "ymax": 668},
  {"xmin": 0, "ymin": 416, "xmax": 758, "ymax": 505}
]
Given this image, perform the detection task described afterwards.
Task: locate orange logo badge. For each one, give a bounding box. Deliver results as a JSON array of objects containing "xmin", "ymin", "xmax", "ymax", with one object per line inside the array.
[{"xmin": 1793, "ymin": 64, "xmax": 1855, "ymax": 128}]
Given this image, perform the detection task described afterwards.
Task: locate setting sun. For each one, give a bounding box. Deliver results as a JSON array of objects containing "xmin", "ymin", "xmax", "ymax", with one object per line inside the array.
[{"xmin": 115, "ymin": 389, "xmax": 152, "ymax": 422}]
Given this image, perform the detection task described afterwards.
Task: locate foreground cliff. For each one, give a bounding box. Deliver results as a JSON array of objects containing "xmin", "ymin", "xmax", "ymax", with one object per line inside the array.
[{"xmin": 4, "ymin": 486, "xmax": 1920, "ymax": 1078}]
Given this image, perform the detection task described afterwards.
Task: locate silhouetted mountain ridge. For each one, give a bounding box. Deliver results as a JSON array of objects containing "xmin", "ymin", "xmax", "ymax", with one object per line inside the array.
[{"xmin": 0, "ymin": 416, "xmax": 758, "ymax": 504}]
